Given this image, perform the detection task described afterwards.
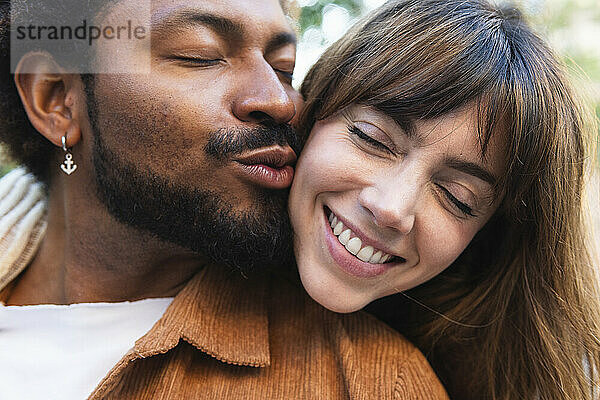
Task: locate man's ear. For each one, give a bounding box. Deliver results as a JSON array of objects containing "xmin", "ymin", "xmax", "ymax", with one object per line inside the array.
[{"xmin": 13, "ymin": 52, "xmax": 82, "ymax": 149}]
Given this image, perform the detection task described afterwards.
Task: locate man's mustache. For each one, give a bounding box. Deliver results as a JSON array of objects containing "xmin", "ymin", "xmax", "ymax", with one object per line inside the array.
[{"xmin": 204, "ymin": 123, "xmax": 302, "ymax": 160}]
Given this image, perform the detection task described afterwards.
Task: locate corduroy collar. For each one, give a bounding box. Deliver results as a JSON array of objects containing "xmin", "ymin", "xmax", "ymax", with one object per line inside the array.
[{"xmin": 130, "ymin": 264, "xmax": 271, "ymax": 367}]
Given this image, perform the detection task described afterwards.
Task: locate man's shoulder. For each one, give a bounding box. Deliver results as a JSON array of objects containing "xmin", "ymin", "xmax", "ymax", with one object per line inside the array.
[
  {"xmin": 269, "ymin": 274, "xmax": 416, "ymax": 356},
  {"xmin": 336, "ymin": 308, "xmax": 415, "ymax": 352},
  {"xmin": 333, "ymin": 310, "xmax": 450, "ymax": 399},
  {"xmin": 268, "ymin": 278, "xmax": 449, "ymax": 399}
]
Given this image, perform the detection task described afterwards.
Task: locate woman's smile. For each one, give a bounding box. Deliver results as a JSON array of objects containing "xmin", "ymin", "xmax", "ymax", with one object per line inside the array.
[{"xmin": 323, "ymin": 206, "xmax": 408, "ymax": 277}]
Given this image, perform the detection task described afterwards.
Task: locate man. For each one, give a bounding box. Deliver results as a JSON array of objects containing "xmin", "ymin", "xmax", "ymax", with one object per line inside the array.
[
  {"xmin": 0, "ymin": 0, "xmax": 449, "ymax": 398},
  {"xmin": 3, "ymin": 0, "xmax": 302, "ymax": 302}
]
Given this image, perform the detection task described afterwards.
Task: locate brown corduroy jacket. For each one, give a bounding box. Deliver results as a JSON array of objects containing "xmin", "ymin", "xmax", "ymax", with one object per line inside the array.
[{"xmin": 83, "ymin": 265, "xmax": 449, "ymax": 399}]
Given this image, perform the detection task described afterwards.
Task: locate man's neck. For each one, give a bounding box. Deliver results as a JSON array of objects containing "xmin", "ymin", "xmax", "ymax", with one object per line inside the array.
[{"xmin": 5, "ymin": 173, "xmax": 204, "ymax": 306}]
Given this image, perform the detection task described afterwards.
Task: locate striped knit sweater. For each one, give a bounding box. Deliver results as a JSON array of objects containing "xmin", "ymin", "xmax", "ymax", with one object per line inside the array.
[{"xmin": 0, "ymin": 167, "xmax": 47, "ymax": 293}]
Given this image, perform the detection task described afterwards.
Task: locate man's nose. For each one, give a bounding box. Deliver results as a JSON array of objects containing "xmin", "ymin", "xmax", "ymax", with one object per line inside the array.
[
  {"xmin": 358, "ymin": 177, "xmax": 418, "ymax": 236},
  {"xmin": 232, "ymin": 58, "xmax": 297, "ymax": 125}
]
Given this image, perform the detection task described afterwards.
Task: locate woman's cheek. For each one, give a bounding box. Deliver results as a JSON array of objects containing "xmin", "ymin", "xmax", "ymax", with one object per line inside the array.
[
  {"xmin": 418, "ymin": 212, "xmax": 477, "ymax": 272},
  {"xmin": 307, "ymin": 147, "xmax": 356, "ymax": 190}
]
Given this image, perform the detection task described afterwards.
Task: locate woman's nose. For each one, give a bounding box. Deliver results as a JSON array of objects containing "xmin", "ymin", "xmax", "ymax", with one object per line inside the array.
[{"xmin": 358, "ymin": 183, "xmax": 418, "ymax": 236}]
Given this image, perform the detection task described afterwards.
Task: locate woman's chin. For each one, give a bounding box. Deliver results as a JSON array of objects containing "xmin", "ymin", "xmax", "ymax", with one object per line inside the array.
[
  {"xmin": 309, "ymin": 293, "xmax": 367, "ymax": 314},
  {"xmin": 298, "ymin": 268, "xmax": 373, "ymax": 314}
]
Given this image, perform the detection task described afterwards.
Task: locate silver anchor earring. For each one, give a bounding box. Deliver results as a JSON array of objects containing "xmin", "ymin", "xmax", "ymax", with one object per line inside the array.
[{"xmin": 60, "ymin": 134, "xmax": 77, "ymax": 175}]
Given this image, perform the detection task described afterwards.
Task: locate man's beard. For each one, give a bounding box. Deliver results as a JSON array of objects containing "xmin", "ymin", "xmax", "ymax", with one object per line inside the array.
[{"xmin": 85, "ymin": 81, "xmax": 300, "ymax": 273}]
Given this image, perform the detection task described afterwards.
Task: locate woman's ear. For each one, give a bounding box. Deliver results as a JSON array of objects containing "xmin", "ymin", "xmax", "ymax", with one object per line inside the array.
[{"xmin": 13, "ymin": 51, "xmax": 82, "ymax": 148}]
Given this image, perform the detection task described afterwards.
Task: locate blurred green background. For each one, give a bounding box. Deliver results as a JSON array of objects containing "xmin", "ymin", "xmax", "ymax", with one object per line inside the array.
[
  {"xmin": 0, "ymin": 147, "xmax": 12, "ymax": 177},
  {"xmin": 1, "ymin": 0, "xmax": 599, "ymax": 176}
]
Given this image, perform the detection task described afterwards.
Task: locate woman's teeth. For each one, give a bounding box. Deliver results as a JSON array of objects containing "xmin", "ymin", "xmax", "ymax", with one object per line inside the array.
[{"xmin": 328, "ymin": 212, "xmax": 394, "ymax": 264}]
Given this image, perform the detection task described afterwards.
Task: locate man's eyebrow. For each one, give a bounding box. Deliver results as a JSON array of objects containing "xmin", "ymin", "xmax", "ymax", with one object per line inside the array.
[
  {"xmin": 265, "ymin": 32, "xmax": 297, "ymax": 54},
  {"xmin": 444, "ymin": 157, "xmax": 497, "ymax": 186},
  {"xmin": 151, "ymin": 9, "xmax": 243, "ymax": 40}
]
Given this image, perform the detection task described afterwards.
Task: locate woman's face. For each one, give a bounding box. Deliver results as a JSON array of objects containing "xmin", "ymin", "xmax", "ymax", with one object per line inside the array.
[{"xmin": 289, "ymin": 104, "xmax": 505, "ymax": 312}]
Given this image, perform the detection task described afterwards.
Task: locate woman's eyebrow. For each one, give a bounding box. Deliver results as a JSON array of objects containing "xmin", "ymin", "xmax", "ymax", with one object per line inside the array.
[{"xmin": 444, "ymin": 156, "xmax": 497, "ymax": 186}]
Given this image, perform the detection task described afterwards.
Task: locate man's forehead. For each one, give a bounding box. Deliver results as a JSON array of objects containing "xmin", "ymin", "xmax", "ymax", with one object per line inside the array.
[{"xmin": 149, "ymin": 0, "xmax": 292, "ymax": 34}]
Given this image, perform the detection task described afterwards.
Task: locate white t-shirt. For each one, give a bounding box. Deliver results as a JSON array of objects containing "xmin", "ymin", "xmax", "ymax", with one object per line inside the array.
[{"xmin": 0, "ymin": 297, "xmax": 173, "ymax": 400}]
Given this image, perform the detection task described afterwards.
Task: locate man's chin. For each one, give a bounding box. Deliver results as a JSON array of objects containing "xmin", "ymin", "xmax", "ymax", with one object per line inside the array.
[{"xmin": 93, "ymin": 139, "xmax": 292, "ymax": 272}]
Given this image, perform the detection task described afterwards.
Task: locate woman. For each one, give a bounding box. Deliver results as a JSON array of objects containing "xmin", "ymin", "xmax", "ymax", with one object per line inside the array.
[{"xmin": 289, "ymin": 0, "xmax": 600, "ymax": 399}]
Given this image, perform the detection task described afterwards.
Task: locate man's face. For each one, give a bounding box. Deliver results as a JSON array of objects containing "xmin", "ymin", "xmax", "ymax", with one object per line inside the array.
[{"xmin": 83, "ymin": 0, "xmax": 303, "ymax": 271}]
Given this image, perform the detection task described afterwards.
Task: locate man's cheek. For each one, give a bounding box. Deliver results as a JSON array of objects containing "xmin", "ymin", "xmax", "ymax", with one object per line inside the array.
[{"xmin": 288, "ymin": 90, "xmax": 304, "ymax": 128}]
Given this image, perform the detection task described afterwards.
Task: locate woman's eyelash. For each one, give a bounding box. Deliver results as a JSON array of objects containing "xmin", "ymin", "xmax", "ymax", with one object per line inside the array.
[
  {"xmin": 347, "ymin": 125, "xmax": 392, "ymax": 153},
  {"xmin": 436, "ymin": 184, "xmax": 475, "ymax": 217}
]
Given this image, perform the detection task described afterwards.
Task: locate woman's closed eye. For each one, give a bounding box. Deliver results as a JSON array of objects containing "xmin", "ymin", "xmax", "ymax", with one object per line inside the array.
[
  {"xmin": 347, "ymin": 125, "xmax": 393, "ymax": 154},
  {"xmin": 435, "ymin": 184, "xmax": 475, "ymax": 217}
]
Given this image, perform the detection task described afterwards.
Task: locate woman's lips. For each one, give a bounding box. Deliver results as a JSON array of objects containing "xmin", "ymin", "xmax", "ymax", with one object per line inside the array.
[
  {"xmin": 233, "ymin": 146, "xmax": 296, "ymax": 189},
  {"xmin": 322, "ymin": 208, "xmax": 396, "ymax": 278}
]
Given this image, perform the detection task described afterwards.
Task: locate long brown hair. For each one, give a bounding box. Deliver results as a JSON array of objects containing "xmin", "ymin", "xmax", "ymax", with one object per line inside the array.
[{"xmin": 299, "ymin": 1, "xmax": 600, "ymax": 398}]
